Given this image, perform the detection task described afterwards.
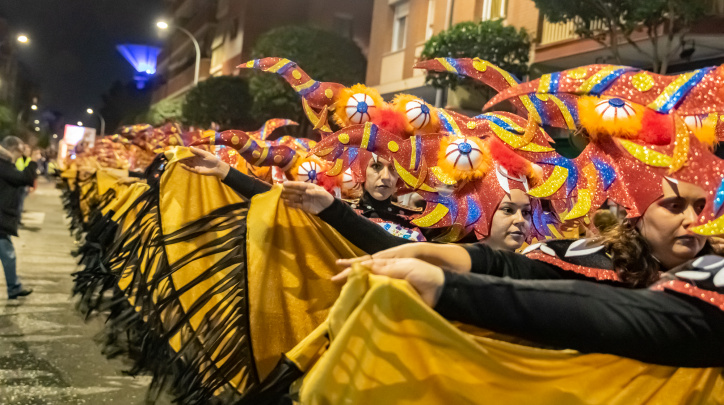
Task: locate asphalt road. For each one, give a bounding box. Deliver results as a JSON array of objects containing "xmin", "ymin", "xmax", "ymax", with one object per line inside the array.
[{"xmin": 0, "ymin": 178, "xmax": 162, "ymax": 405}]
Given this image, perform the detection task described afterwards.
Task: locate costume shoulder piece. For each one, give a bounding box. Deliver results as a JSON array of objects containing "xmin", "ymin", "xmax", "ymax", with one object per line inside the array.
[
  {"xmin": 650, "ymin": 255, "xmax": 724, "ymax": 311},
  {"xmin": 523, "ymin": 239, "xmax": 621, "ymax": 282}
]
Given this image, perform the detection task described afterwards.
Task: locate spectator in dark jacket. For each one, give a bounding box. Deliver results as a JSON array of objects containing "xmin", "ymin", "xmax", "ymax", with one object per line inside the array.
[{"xmin": 0, "ymin": 136, "xmax": 38, "ymax": 299}]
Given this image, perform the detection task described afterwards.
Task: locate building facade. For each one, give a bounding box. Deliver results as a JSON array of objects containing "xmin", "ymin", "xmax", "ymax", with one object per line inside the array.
[
  {"xmin": 152, "ymin": 0, "xmax": 373, "ymax": 106},
  {"xmin": 366, "ymin": 0, "xmax": 724, "ymax": 105}
]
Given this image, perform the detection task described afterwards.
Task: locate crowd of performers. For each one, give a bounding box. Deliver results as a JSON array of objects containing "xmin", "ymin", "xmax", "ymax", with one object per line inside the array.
[{"xmin": 60, "ymin": 57, "xmax": 724, "ymax": 404}]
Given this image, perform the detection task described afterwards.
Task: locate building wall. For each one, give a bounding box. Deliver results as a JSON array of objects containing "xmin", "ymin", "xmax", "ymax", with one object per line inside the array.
[{"xmin": 154, "ymin": 0, "xmax": 373, "ymax": 105}]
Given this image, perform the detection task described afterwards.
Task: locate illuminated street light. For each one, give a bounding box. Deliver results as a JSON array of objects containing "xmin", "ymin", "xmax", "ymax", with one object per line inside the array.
[
  {"xmin": 34, "ymin": 120, "xmax": 39, "ymax": 124},
  {"xmin": 77, "ymin": 121, "xmax": 83, "ymax": 126},
  {"xmin": 31, "ymin": 104, "xmax": 37, "ymax": 110},
  {"xmin": 156, "ymin": 20, "xmax": 200, "ymax": 85},
  {"xmin": 53, "ymin": 134, "xmax": 58, "ymax": 139},
  {"xmin": 16, "ymin": 34, "xmax": 28, "ymax": 43},
  {"xmin": 34, "ymin": 127, "xmax": 39, "ymax": 131},
  {"xmin": 86, "ymin": 108, "xmax": 105, "ymax": 135}
]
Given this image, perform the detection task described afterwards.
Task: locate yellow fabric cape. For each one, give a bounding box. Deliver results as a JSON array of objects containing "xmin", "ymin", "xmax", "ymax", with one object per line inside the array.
[
  {"xmin": 112, "ymin": 147, "xmax": 364, "ymax": 399},
  {"xmin": 287, "ymin": 266, "xmax": 724, "ymax": 405}
]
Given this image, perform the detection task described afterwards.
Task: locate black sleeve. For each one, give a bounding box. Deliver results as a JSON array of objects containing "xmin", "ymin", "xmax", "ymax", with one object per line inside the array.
[
  {"xmin": 317, "ymin": 198, "xmax": 415, "ymax": 254},
  {"xmin": 128, "ymin": 170, "xmax": 145, "ymax": 178},
  {"xmin": 221, "ymin": 167, "xmax": 272, "ymax": 199},
  {"xmin": 0, "ymin": 162, "xmax": 37, "ymax": 187},
  {"xmin": 434, "ymin": 271, "xmax": 724, "ymax": 367},
  {"xmin": 462, "ymin": 243, "xmax": 564, "ymax": 279}
]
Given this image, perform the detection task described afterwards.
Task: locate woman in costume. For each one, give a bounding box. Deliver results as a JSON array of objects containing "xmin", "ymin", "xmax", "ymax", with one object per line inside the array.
[
  {"xmin": 331, "ymin": 63, "xmax": 724, "ymax": 365},
  {"xmin": 181, "ymin": 146, "xmax": 428, "ymax": 253}
]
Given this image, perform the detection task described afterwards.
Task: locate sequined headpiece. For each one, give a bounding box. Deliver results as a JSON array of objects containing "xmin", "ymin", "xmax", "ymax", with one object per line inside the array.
[{"xmin": 485, "ymin": 64, "xmax": 724, "ymax": 235}]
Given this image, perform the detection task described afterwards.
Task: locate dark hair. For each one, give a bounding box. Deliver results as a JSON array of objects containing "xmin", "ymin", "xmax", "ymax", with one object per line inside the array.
[
  {"xmin": 599, "ymin": 221, "xmax": 660, "ymax": 287},
  {"xmin": 592, "ymin": 209, "xmax": 618, "ymax": 233},
  {"xmin": 599, "ymin": 220, "xmax": 723, "ymax": 287},
  {"xmin": 1, "ymin": 136, "xmax": 22, "ymax": 152}
]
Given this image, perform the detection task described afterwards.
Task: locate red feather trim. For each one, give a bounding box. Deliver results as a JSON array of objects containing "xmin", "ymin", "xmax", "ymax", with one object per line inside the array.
[
  {"xmin": 488, "ymin": 138, "xmax": 531, "ymax": 178},
  {"xmin": 369, "ymin": 106, "xmax": 410, "ymax": 137},
  {"xmin": 639, "ymin": 110, "xmax": 674, "ymax": 145}
]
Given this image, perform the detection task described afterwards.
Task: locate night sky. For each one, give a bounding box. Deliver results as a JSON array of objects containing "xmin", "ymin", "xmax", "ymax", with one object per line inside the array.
[{"xmin": 0, "ymin": 0, "xmax": 165, "ymax": 124}]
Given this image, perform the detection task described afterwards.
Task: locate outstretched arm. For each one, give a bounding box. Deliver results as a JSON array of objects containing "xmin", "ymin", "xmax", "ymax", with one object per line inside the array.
[
  {"xmin": 434, "ymin": 271, "xmax": 724, "ymax": 367},
  {"xmin": 335, "ymin": 257, "xmax": 724, "ymax": 367},
  {"xmin": 180, "ymin": 147, "xmax": 271, "ymax": 199},
  {"xmin": 282, "ymin": 181, "xmax": 415, "ymax": 253}
]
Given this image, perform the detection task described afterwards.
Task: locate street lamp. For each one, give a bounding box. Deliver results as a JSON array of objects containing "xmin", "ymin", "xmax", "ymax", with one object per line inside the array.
[
  {"xmin": 16, "ymin": 34, "xmax": 28, "ymax": 44},
  {"xmin": 86, "ymin": 108, "xmax": 105, "ymax": 136},
  {"xmin": 30, "ymin": 104, "xmax": 37, "ymax": 110},
  {"xmin": 157, "ymin": 20, "xmax": 200, "ymax": 85},
  {"xmin": 77, "ymin": 121, "xmax": 83, "ymax": 126}
]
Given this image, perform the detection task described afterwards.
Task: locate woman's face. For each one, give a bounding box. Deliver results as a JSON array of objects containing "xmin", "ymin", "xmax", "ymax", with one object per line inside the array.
[
  {"xmin": 364, "ymin": 156, "xmax": 399, "ymax": 200},
  {"xmin": 485, "ymin": 189, "xmax": 532, "ymax": 251},
  {"xmin": 638, "ymin": 179, "xmax": 707, "ymax": 270}
]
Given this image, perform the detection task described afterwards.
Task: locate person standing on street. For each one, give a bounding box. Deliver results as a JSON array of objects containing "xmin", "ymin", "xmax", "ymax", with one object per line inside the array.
[
  {"xmin": 15, "ymin": 143, "xmax": 32, "ymax": 220},
  {"xmin": 0, "ymin": 136, "xmax": 39, "ymax": 299}
]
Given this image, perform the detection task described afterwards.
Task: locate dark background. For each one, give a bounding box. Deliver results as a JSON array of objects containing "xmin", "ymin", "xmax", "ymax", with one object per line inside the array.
[{"xmin": 0, "ymin": 0, "xmax": 164, "ymax": 124}]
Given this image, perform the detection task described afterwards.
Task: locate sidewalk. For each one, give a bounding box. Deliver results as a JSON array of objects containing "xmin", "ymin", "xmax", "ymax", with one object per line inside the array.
[{"xmin": 0, "ymin": 178, "xmax": 157, "ymax": 404}]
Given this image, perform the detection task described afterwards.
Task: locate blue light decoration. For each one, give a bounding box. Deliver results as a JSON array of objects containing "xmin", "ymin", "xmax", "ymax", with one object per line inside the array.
[
  {"xmin": 116, "ymin": 44, "xmax": 161, "ymax": 89},
  {"xmin": 714, "ymin": 177, "xmax": 724, "ymax": 214}
]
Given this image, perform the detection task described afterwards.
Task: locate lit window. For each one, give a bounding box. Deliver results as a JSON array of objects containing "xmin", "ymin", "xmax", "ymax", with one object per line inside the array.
[
  {"xmin": 482, "ymin": 0, "xmax": 507, "ymax": 21},
  {"xmin": 392, "ymin": 1, "xmax": 409, "ymax": 52}
]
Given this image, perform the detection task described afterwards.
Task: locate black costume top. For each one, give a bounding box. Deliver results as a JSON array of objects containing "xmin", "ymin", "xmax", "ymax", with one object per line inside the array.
[
  {"xmin": 434, "ymin": 240, "xmax": 724, "ymax": 367},
  {"xmin": 0, "ymin": 158, "xmax": 38, "ymax": 236},
  {"xmin": 222, "ymin": 167, "xmax": 420, "ymax": 253}
]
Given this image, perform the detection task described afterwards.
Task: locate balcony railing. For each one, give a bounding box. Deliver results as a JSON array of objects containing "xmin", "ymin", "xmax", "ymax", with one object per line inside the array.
[
  {"xmin": 539, "ymin": 1, "xmax": 724, "ymax": 46},
  {"xmin": 539, "ymin": 17, "xmax": 606, "ymax": 46}
]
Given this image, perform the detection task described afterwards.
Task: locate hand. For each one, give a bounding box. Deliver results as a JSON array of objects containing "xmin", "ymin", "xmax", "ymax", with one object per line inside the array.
[
  {"xmin": 117, "ymin": 176, "xmax": 140, "ymax": 185},
  {"xmin": 281, "ymin": 181, "xmax": 335, "ymax": 215},
  {"xmin": 336, "ymin": 243, "xmax": 471, "ymax": 274},
  {"xmin": 179, "ymin": 147, "xmax": 230, "ymax": 179},
  {"xmin": 332, "ymin": 258, "xmax": 445, "ymax": 307}
]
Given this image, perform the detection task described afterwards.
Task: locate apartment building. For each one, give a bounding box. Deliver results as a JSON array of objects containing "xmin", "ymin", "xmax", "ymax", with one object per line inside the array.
[
  {"xmin": 367, "ymin": 0, "xmax": 724, "ymax": 104},
  {"xmin": 152, "ymin": 0, "xmax": 373, "ymax": 105}
]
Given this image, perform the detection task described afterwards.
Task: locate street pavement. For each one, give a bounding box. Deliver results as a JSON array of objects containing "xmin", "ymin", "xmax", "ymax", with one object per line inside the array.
[{"xmin": 0, "ymin": 178, "xmax": 163, "ymax": 404}]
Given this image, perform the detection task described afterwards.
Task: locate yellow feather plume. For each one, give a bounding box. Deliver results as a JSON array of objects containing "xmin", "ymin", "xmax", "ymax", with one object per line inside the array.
[
  {"xmin": 436, "ymin": 137, "xmax": 491, "ymax": 182},
  {"xmin": 332, "ymin": 84, "xmax": 384, "ymax": 127},
  {"xmin": 578, "ymin": 96, "xmax": 644, "ymax": 141},
  {"xmin": 392, "ymin": 93, "xmax": 440, "ymax": 134}
]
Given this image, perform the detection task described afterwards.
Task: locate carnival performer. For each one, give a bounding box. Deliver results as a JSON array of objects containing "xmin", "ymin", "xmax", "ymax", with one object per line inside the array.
[{"xmin": 180, "ymin": 146, "xmax": 430, "ymax": 254}]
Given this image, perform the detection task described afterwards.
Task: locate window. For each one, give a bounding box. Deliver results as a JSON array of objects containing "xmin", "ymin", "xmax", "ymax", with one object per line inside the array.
[
  {"xmin": 334, "ymin": 14, "xmax": 354, "ymax": 39},
  {"xmin": 425, "ymin": 0, "xmax": 435, "ymax": 40},
  {"xmin": 482, "ymin": 0, "xmax": 506, "ymax": 21},
  {"xmin": 229, "ymin": 18, "xmax": 239, "ymax": 40},
  {"xmin": 391, "ymin": 1, "xmax": 409, "ymax": 52}
]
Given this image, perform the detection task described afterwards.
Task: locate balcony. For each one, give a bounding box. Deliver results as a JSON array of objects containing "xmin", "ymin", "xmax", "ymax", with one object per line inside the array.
[
  {"xmin": 539, "ymin": 0, "xmax": 724, "ymax": 46},
  {"xmin": 535, "ymin": 0, "xmax": 724, "ymax": 68},
  {"xmin": 152, "ymin": 58, "xmax": 211, "ymax": 103},
  {"xmin": 539, "ymin": 18, "xmax": 605, "ymax": 46}
]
